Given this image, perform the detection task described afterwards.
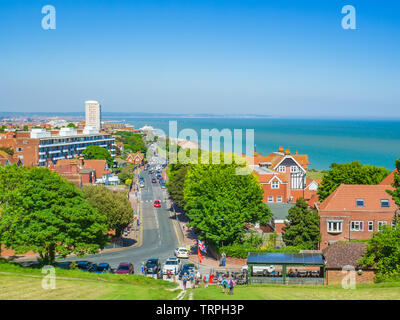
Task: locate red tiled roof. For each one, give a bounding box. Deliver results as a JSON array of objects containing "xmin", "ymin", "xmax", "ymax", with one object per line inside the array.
[
  {"xmin": 322, "ymin": 242, "xmax": 370, "ymax": 269},
  {"xmin": 380, "ymin": 170, "xmax": 397, "ymax": 186},
  {"xmin": 83, "ymin": 160, "xmax": 110, "ymax": 178},
  {"xmin": 318, "ymin": 184, "xmax": 396, "ymax": 211}
]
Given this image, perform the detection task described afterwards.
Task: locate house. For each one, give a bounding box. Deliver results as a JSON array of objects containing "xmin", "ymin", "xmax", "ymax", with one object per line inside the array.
[
  {"xmin": 126, "ymin": 151, "xmax": 144, "ymax": 165},
  {"xmin": 323, "ymin": 242, "xmax": 375, "ymax": 284},
  {"xmin": 0, "ymin": 150, "xmax": 22, "ymax": 166},
  {"xmin": 247, "ymin": 146, "xmax": 317, "ymax": 204},
  {"xmin": 380, "ymin": 169, "xmax": 397, "ymax": 186},
  {"xmin": 317, "ymin": 184, "xmax": 397, "ymax": 249},
  {"xmin": 266, "ymin": 202, "xmax": 295, "ymax": 235}
]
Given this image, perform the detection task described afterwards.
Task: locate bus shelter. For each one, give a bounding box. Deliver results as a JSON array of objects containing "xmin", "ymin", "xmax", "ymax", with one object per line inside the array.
[{"xmin": 247, "ymin": 252, "xmax": 325, "ymax": 285}]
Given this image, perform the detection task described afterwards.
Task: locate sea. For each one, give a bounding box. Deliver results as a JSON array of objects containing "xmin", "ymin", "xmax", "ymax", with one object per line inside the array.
[{"xmin": 103, "ymin": 116, "xmax": 400, "ymax": 171}]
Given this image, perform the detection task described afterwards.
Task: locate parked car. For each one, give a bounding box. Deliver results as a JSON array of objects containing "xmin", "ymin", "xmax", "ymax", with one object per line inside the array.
[
  {"xmin": 91, "ymin": 263, "xmax": 112, "ymax": 274},
  {"xmin": 154, "ymin": 200, "xmax": 161, "ymax": 208},
  {"xmin": 241, "ymin": 265, "xmax": 275, "ymax": 275},
  {"xmin": 57, "ymin": 262, "xmax": 72, "ymax": 269},
  {"xmin": 151, "ymin": 178, "xmax": 157, "ymax": 183},
  {"xmin": 144, "ymin": 258, "xmax": 161, "ymax": 275},
  {"xmin": 179, "ymin": 263, "xmax": 196, "ymax": 280},
  {"xmin": 174, "ymin": 247, "xmax": 190, "ymax": 258},
  {"xmin": 162, "ymin": 258, "xmax": 181, "ymax": 275},
  {"xmin": 76, "ymin": 261, "xmax": 94, "ymax": 272},
  {"xmin": 115, "ymin": 262, "xmax": 134, "ymax": 274},
  {"xmin": 160, "ymin": 183, "xmax": 166, "ymax": 189}
]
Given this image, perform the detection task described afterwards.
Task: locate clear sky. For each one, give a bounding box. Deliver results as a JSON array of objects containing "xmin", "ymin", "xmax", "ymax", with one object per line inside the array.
[{"xmin": 0, "ymin": 0, "xmax": 399, "ymax": 117}]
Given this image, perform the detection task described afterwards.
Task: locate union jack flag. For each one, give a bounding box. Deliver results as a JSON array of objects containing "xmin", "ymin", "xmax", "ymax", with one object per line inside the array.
[{"xmin": 197, "ymin": 239, "xmax": 207, "ymax": 254}]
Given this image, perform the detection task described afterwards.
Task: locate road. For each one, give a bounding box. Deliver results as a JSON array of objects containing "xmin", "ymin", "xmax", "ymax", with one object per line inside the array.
[{"xmin": 62, "ymin": 166, "xmax": 179, "ymax": 273}]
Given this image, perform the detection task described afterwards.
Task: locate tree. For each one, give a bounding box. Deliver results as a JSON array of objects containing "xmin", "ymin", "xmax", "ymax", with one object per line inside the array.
[
  {"xmin": 67, "ymin": 122, "xmax": 77, "ymax": 128},
  {"xmin": 82, "ymin": 145, "xmax": 113, "ymax": 168},
  {"xmin": 0, "ymin": 166, "xmax": 108, "ymax": 264},
  {"xmin": 318, "ymin": 161, "xmax": 389, "ymax": 202},
  {"xmin": 118, "ymin": 165, "xmax": 134, "ymax": 184},
  {"xmin": 282, "ymin": 198, "xmax": 321, "ymax": 249},
  {"xmin": 359, "ymin": 225, "xmax": 400, "ymax": 278},
  {"xmin": 115, "ymin": 131, "xmax": 147, "ymax": 154},
  {"xmin": 184, "ymin": 152, "xmax": 272, "ymax": 245},
  {"xmin": 386, "ymin": 158, "xmax": 400, "ymax": 227},
  {"xmin": 0, "ymin": 125, "xmax": 6, "ymax": 133},
  {"xmin": 167, "ymin": 166, "xmax": 189, "ymax": 209},
  {"xmin": 82, "ymin": 185, "xmax": 133, "ymax": 237}
]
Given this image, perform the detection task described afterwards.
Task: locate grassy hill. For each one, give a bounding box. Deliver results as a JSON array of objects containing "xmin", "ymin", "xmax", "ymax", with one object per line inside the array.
[{"xmin": 0, "ymin": 260, "xmax": 179, "ymax": 300}]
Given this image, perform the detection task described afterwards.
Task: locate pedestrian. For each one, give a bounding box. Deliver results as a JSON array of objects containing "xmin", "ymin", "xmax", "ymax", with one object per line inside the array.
[
  {"xmin": 228, "ymin": 277, "xmax": 235, "ymax": 295},
  {"xmin": 203, "ymin": 273, "xmax": 209, "ymax": 288},
  {"xmin": 182, "ymin": 273, "xmax": 188, "ymax": 291},
  {"xmin": 217, "ymin": 274, "xmax": 223, "ymax": 288},
  {"xmin": 189, "ymin": 271, "xmax": 195, "ymax": 288},
  {"xmin": 195, "ymin": 275, "xmax": 200, "ymax": 288},
  {"xmin": 222, "ymin": 277, "xmax": 228, "ymax": 293}
]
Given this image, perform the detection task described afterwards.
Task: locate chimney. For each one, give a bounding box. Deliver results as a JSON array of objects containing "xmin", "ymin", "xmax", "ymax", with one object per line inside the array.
[
  {"xmin": 278, "ymin": 146, "xmax": 284, "ymax": 153},
  {"xmin": 254, "ymin": 144, "xmax": 257, "ymax": 156},
  {"xmin": 285, "ymin": 149, "xmax": 290, "ymax": 155},
  {"xmin": 79, "ymin": 155, "xmax": 85, "ymax": 167}
]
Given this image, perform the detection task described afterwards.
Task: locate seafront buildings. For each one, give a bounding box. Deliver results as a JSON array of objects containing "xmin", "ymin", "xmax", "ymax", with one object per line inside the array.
[
  {"xmin": 0, "ymin": 101, "xmax": 116, "ymax": 167},
  {"xmin": 85, "ymin": 100, "xmax": 102, "ymax": 131}
]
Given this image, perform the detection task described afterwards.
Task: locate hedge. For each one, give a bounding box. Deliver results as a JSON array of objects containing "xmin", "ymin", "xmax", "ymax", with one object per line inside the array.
[{"xmin": 216, "ymin": 245, "xmax": 304, "ymax": 259}]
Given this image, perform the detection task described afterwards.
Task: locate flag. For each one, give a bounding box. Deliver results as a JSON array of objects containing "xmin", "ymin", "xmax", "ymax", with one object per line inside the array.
[
  {"xmin": 197, "ymin": 248, "xmax": 203, "ymax": 264},
  {"xmin": 197, "ymin": 239, "xmax": 207, "ymax": 254}
]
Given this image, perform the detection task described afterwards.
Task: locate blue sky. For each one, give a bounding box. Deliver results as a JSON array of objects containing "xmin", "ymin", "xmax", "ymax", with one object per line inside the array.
[{"xmin": 0, "ymin": 0, "xmax": 399, "ymax": 117}]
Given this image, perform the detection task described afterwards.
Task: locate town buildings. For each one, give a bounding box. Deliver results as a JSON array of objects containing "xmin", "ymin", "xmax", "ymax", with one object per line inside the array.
[
  {"xmin": 126, "ymin": 151, "xmax": 145, "ymax": 165},
  {"xmin": 317, "ymin": 184, "xmax": 397, "ymax": 249},
  {"xmin": 85, "ymin": 100, "xmax": 101, "ymax": 131}
]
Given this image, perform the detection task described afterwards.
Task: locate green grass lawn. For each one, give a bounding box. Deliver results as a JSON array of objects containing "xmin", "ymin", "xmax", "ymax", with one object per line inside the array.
[
  {"xmin": 187, "ymin": 283, "xmax": 400, "ymax": 300},
  {"xmin": 0, "ymin": 261, "xmax": 180, "ymax": 300}
]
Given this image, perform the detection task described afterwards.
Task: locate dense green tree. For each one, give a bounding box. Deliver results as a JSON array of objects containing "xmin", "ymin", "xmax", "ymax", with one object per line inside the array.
[
  {"xmin": 167, "ymin": 166, "xmax": 189, "ymax": 209},
  {"xmin": 82, "ymin": 185, "xmax": 133, "ymax": 237},
  {"xmin": 117, "ymin": 165, "xmax": 135, "ymax": 184},
  {"xmin": 359, "ymin": 225, "xmax": 400, "ymax": 278},
  {"xmin": 282, "ymin": 198, "xmax": 321, "ymax": 249},
  {"xmin": 67, "ymin": 122, "xmax": 77, "ymax": 128},
  {"xmin": 386, "ymin": 158, "xmax": 400, "ymax": 227},
  {"xmin": 0, "ymin": 147, "xmax": 13, "ymax": 156},
  {"xmin": 0, "ymin": 125, "xmax": 6, "ymax": 133},
  {"xmin": 0, "ymin": 166, "xmax": 108, "ymax": 264},
  {"xmin": 184, "ymin": 152, "xmax": 272, "ymax": 245},
  {"xmin": 82, "ymin": 145, "xmax": 113, "ymax": 168},
  {"xmin": 318, "ymin": 161, "xmax": 389, "ymax": 202},
  {"xmin": 115, "ymin": 131, "xmax": 147, "ymax": 154}
]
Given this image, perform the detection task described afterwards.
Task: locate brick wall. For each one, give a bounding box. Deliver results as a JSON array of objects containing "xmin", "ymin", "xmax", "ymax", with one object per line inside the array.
[{"xmin": 325, "ymin": 269, "xmax": 375, "ymax": 285}]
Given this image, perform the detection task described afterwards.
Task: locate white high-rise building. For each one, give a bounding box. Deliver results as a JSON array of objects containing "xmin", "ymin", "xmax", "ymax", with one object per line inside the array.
[{"xmin": 85, "ymin": 100, "xmax": 101, "ymax": 131}]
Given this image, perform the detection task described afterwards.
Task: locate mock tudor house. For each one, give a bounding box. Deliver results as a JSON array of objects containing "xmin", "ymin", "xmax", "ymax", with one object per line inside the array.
[
  {"xmin": 317, "ymin": 184, "xmax": 397, "ymax": 249},
  {"xmin": 247, "ymin": 146, "xmax": 317, "ymax": 204}
]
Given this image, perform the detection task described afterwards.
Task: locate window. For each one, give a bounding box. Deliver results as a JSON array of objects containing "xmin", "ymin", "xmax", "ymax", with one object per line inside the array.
[
  {"xmin": 350, "ymin": 221, "xmax": 364, "ymax": 231},
  {"xmin": 271, "ymin": 181, "xmax": 280, "ymax": 189},
  {"xmin": 277, "ymin": 196, "xmax": 283, "ymax": 203},
  {"xmin": 327, "ymin": 220, "xmax": 342, "ymax": 233},
  {"xmin": 290, "ymin": 166, "xmax": 299, "ymax": 173},
  {"xmin": 368, "ymin": 221, "xmax": 374, "ymax": 232},
  {"xmin": 381, "ymin": 199, "xmax": 390, "ymax": 208},
  {"xmin": 268, "ymin": 196, "xmax": 274, "ymax": 203},
  {"xmin": 17, "ymin": 147, "xmax": 23, "ymax": 152},
  {"xmin": 378, "ymin": 221, "xmax": 387, "ymax": 231},
  {"xmin": 356, "ymin": 199, "xmax": 365, "ymax": 208},
  {"xmin": 278, "ymin": 166, "xmax": 286, "ymax": 173}
]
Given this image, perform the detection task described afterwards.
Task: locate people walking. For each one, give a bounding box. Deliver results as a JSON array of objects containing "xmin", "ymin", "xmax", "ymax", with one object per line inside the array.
[
  {"xmin": 217, "ymin": 274, "xmax": 223, "ymax": 288},
  {"xmin": 222, "ymin": 277, "xmax": 228, "ymax": 293},
  {"xmin": 228, "ymin": 276, "xmax": 235, "ymax": 295},
  {"xmin": 203, "ymin": 273, "xmax": 209, "ymax": 288},
  {"xmin": 182, "ymin": 273, "xmax": 188, "ymax": 291},
  {"xmin": 189, "ymin": 270, "xmax": 195, "ymax": 288}
]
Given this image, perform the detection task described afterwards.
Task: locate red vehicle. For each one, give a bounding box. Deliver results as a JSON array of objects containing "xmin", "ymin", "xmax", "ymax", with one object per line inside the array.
[
  {"xmin": 115, "ymin": 262, "xmax": 134, "ymax": 274},
  {"xmin": 152, "ymin": 178, "xmax": 157, "ymax": 183},
  {"xmin": 154, "ymin": 200, "xmax": 161, "ymax": 208}
]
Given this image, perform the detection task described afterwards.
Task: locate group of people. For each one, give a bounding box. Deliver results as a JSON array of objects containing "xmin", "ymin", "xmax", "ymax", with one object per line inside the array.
[
  {"xmin": 217, "ymin": 274, "xmax": 236, "ymax": 295},
  {"xmin": 181, "ymin": 270, "xmax": 202, "ymax": 290}
]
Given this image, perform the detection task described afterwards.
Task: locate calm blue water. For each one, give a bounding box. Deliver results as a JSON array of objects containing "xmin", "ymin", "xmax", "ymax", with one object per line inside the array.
[{"xmin": 104, "ymin": 117, "xmax": 400, "ymax": 170}]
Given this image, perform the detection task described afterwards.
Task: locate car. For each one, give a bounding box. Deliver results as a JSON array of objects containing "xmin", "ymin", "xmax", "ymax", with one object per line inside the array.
[
  {"xmin": 151, "ymin": 178, "xmax": 157, "ymax": 183},
  {"xmin": 162, "ymin": 258, "xmax": 181, "ymax": 275},
  {"xmin": 179, "ymin": 263, "xmax": 196, "ymax": 280},
  {"xmin": 241, "ymin": 265, "xmax": 275, "ymax": 275},
  {"xmin": 57, "ymin": 262, "xmax": 72, "ymax": 269},
  {"xmin": 160, "ymin": 183, "xmax": 166, "ymax": 189},
  {"xmin": 76, "ymin": 261, "xmax": 94, "ymax": 272},
  {"xmin": 159, "ymin": 178, "xmax": 165, "ymax": 184},
  {"xmin": 115, "ymin": 262, "xmax": 134, "ymax": 274},
  {"xmin": 154, "ymin": 200, "xmax": 161, "ymax": 207},
  {"xmin": 144, "ymin": 258, "xmax": 161, "ymax": 275},
  {"xmin": 156, "ymin": 174, "xmax": 162, "ymax": 180},
  {"xmin": 91, "ymin": 263, "xmax": 112, "ymax": 274},
  {"xmin": 174, "ymin": 247, "xmax": 190, "ymax": 258}
]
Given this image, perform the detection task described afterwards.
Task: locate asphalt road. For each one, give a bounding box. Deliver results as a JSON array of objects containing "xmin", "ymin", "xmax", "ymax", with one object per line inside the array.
[{"xmin": 61, "ymin": 167, "xmax": 179, "ymax": 273}]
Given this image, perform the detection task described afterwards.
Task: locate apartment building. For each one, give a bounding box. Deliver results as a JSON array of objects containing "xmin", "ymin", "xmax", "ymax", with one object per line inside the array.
[{"xmin": 0, "ymin": 128, "xmax": 115, "ymax": 167}]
